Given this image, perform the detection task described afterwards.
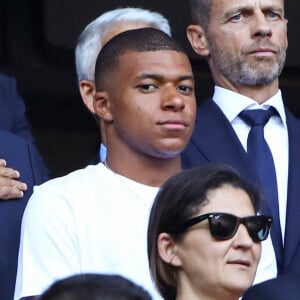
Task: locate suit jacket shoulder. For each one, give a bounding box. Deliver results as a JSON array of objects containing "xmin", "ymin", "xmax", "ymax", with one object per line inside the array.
[
  {"xmin": 0, "ymin": 73, "xmax": 33, "ymax": 140},
  {"xmin": 242, "ymin": 273, "xmax": 300, "ymax": 300}
]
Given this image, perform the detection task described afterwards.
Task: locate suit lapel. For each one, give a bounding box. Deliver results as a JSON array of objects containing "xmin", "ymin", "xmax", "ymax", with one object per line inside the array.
[
  {"xmin": 189, "ymin": 99, "xmax": 258, "ymax": 182},
  {"xmin": 283, "ymin": 109, "xmax": 300, "ymax": 271}
]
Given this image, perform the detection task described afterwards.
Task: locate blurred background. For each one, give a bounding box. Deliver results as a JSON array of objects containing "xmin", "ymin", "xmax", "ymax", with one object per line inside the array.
[{"xmin": 1, "ymin": 0, "xmax": 300, "ymax": 177}]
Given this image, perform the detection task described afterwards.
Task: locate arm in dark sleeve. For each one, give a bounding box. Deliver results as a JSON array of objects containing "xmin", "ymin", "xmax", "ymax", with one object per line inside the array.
[
  {"xmin": 5, "ymin": 75, "xmax": 34, "ymax": 141},
  {"xmin": 0, "ymin": 73, "xmax": 33, "ymax": 140}
]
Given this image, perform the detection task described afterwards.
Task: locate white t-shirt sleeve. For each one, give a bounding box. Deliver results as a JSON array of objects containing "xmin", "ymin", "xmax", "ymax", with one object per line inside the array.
[{"xmin": 14, "ymin": 181, "xmax": 80, "ymax": 299}]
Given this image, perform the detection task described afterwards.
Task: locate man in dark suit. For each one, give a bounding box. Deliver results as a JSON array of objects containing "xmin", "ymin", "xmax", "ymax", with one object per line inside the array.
[
  {"xmin": 182, "ymin": 0, "xmax": 300, "ymax": 278},
  {"xmin": 0, "ymin": 72, "xmax": 48, "ymax": 200},
  {"xmin": 0, "ymin": 129, "xmax": 48, "ymax": 300},
  {"xmin": 242, "ymin": 273, "xmax": 300, "ymax": 299}
]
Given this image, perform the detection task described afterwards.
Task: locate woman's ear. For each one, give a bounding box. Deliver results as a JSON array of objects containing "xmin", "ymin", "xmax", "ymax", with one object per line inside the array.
[
  {"xmin": 187, "ymin": 24, "xmax": 210, "ymax": 57},
  {"xmin": 79, "ymin": 80, "xmax": 96, "ymax": 114},
  {"xmin": 94, "ymin": 91, "xmax": 113, "ymax": 122},
  {"xmin": 157, "ymin": 233, "xmax": 182, "ymax": 267}
]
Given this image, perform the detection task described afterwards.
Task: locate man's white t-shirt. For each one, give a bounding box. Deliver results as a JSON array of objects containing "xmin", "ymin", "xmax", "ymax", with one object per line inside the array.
[{"xmin": 14, "ymin": 163, "xmax": 160, "ymax": 299}]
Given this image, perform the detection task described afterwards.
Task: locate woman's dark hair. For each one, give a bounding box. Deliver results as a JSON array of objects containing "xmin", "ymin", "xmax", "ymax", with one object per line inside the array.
[{"xmin": 147, "ymin": 163, "xmax": 261, "ymax": 300}]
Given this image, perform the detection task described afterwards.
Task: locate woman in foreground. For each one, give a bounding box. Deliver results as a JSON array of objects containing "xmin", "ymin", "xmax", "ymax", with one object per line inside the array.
[{"xmin": 147, "ymin": 164, "xmax": 272, "ymax": 300}]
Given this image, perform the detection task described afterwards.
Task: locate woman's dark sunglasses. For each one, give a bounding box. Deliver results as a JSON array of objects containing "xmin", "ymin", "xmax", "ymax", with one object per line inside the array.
[{"xmin": 172, "ymin": 213, "xmax": 272, "ymax": 242}]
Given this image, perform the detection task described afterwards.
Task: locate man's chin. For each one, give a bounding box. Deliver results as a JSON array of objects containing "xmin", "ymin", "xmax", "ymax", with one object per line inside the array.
[{"xmin": 153, "ymin": 149, "xmax": 183, "ymax": 160}]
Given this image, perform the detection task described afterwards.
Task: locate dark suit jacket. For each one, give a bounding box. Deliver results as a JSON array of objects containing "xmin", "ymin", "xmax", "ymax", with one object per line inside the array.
[
  {"xmin": 0, "ymin": 130, "xmax": 48, "ymax": 300},
  {"xmin": 242, "ymin": 273, "xmax": 300, "ymax": 299},
  {"xmin": 0, "ymin": 73, "xmax": 33, "ymax": 141},
  {"xmin": 181, "ymin": 99, "xmax": 300, "ymax": 275}
]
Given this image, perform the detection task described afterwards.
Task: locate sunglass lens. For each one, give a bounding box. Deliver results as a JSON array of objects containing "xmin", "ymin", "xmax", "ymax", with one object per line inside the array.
[
  {"xmin": 209, "ymin": 214, "xmax": 237, "ymax": 240},
  {"xmin": 244, "ymin": 216, "xmax": 271, "ymax": 242}
]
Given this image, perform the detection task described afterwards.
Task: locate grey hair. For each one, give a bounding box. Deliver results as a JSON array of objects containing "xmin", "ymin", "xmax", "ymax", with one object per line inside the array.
[
  {"xmin": 75, "ymin": 7, "xmax": 171, "ymax": 82},
  {"xmin": 189, "ymin": 0, "xmax": 212, "ymax": 32}
]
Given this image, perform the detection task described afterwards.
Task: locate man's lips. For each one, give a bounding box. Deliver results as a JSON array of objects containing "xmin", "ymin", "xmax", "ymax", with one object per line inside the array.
[
  {"xmin": 157, "ymin": 120, "xmax": 189, "ymax": 130},
  {"xmin": 248, "ymin": 47, "xmax": 276, "ymax": 57}
]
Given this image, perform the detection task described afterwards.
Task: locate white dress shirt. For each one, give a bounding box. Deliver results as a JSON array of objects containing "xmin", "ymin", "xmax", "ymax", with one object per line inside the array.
[{"xmin": 213, "ymin": 86, "xmax": 289, "ymax": 240}]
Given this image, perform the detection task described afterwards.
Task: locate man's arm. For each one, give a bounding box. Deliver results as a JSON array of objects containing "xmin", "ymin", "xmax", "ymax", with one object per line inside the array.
[{"xmin": 4, "ymin": 75, "xmax": 34, "ymax": 141}]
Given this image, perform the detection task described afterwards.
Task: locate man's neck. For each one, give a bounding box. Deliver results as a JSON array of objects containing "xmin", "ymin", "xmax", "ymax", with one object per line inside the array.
[{"xmin": 104, "ymin": 155, "xmax": 181, "ymax": 187}]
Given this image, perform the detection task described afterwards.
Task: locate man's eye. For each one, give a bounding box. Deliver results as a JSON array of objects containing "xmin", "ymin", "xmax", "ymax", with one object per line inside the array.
[
  {"xmin": 137, "ymin": 84, "xmax": 157, "ymax": 92},
  {"xmin": 230, "ymin": 13, "xmax": 242, "ymax": 22},
  {"xmin": 178, "ymin": 85, "xmax": 194, "ymax": 95},
  {"xmin": 267, "ymin": 11, "xmax": 280, "ymax": 19}
]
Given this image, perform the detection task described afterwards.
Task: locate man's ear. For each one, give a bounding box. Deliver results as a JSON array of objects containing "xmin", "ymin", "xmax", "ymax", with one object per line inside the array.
[
  {"xmin": 94, "ymin": 91, "xmax": 113, "ymax": 122},
  {"xmin": 187, "ymin": 24, "xmax": 210, "ymax": 57},
  {"xmin": 79, "ymin": 80, "xmax": 96, "ymax": 114},
  {"xmin": 157, "ymin": 233, "xmax": 182, "ymax": 267}
]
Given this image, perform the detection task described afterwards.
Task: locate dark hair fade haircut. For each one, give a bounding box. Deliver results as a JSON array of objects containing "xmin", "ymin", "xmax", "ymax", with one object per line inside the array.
[
  {"xmin": 39, "ymin": 273, "xmax": 152, "ymax": 300},
  {"xmin": 94, "ymin": 27, "xmax": 186, "ymax": 92}
]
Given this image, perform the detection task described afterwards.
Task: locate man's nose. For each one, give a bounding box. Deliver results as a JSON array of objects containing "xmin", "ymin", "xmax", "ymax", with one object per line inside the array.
[
  {"xmin": 251, "ymin": 12, "xmax": 272, "ymax": 38},
  {"xmin": 161, "ymin": 87, "xmax": 185, "ymax": 111}
]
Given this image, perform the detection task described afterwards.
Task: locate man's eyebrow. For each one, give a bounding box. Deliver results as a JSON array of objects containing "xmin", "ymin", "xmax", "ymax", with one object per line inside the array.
[
  {"xmin": 223, "ymin": 4, "xmax": 284, "ymax": 20},
  {"xmin": 223, "ymin": 5, "xmax": 249, "ymax": 20},
  {"xmin": 136, "ymin": 73, "xmax": 194, "ymax": 81},
  {"xmin": 136, "ymin": 73, "xmax": 164, "ymax": 81},
  {"xmin": 262, "ymin": 5, "xmax": 284, "ymax": 16},
  {"xmin": 178, "ymin": 75, "xmax": 195, "ymax": 82}
]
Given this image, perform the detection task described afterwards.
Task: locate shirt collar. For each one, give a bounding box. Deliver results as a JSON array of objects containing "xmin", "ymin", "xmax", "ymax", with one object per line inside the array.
[{"xmin": 213, "ymin": 86, "xmax": 287, "ymax": 126}]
